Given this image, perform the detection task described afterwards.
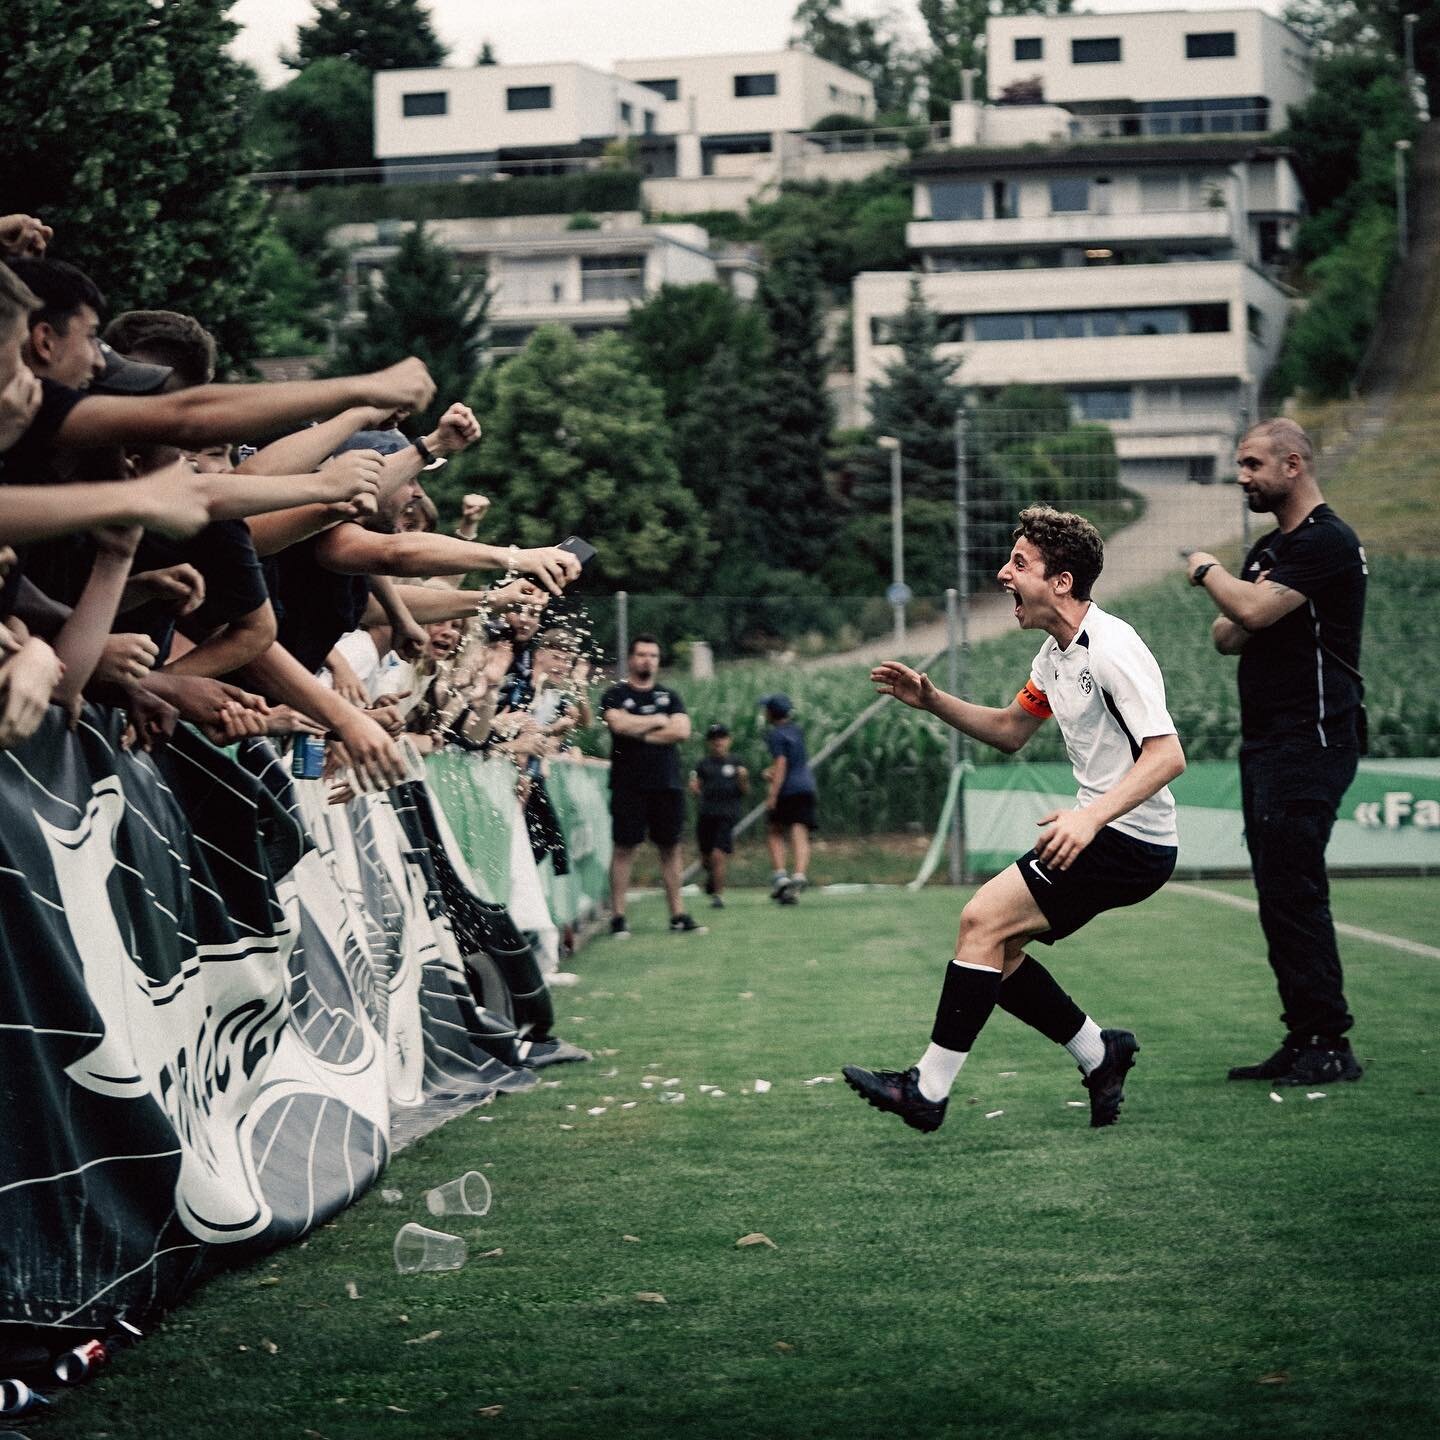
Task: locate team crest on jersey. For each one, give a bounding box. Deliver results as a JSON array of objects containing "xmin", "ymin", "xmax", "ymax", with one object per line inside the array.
[{"xmin": 1077, "ymin": 668, "xmax": 1094, "ymax": 695}]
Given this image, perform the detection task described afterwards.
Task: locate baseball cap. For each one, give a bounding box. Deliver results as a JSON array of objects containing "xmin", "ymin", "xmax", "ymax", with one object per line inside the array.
[
  {"xmin": 332, "ymin": 428, "xmax": 415, "ymax": 458},
  {"xmin": 90, "ymin": 340, "xmax": 173, "ymax": 396},
  {"xmin": 759, "ymin": 693, "xmax": 793, "ymax": 717},
  {"xmin": 705, "ymin": 722, "xmax": 730, "ymax": 739}
]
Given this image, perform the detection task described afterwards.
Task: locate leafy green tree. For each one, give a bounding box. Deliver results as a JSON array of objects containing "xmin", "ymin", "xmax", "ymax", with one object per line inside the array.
[
  {"xmin": 287, "ymin": 0, "xmax": 447, "ymax": 72},
  {"xmin": 1284, "ymin": 1, "xmax": 1440, "ymax": 92},
  {"xmin": 0, "ymin": 0, "xmax": 270, "ymax": 368},
  {"xmin": 756, "ymin": 249, "xmax": 839, "ymax": 573},
  {"xmin": 251, "ymin": 57, "xmax": 375, "ymax": 173},
  {"xmin": 791, "ymin": 0, "xmax": 920, "ymax": 118},
  {"xmin": 625, "ymin": 284, "xmax": 769, "ymax": 431},
  {"xmin": 251, "ymin": 231, "xmax": 340, "ymax": 356},
  {"xmin": 327, "ymin": 224, "xmax": 487, "ymax": 432},
  {"xmin": 918, "ymin": 0, "xmax": 1074, "ymax": 113},
  {"xmin": 462, "ymin": 327, "xmax": 711, "ymax": 594}
]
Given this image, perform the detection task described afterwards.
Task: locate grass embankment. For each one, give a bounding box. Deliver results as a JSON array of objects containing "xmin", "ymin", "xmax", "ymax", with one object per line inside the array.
[{"xmin": 46, "ymin": 880, "xmax": 1440, "ymax": 1440}]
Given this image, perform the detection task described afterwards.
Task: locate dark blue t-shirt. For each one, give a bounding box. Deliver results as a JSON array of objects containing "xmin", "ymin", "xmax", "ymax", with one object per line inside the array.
[{"xmin": 766, "ymin": 722, "xmax": 815, "ymax": 796}]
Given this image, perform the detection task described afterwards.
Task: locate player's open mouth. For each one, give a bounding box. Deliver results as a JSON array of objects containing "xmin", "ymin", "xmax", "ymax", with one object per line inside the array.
[{"xmin": 1004, "ymin": 585, "xmax": 1022, "ymax": 619}]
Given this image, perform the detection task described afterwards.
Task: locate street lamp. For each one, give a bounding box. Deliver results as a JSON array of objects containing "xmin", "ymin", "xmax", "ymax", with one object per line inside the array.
[
  {"xmin": 877, "ymin": 435, "xmax": 909, "ymax": 646},
  {"xmin": 1404, "ymin": 13, "xmax": 1418, "ymax": 89},
  {"xmin": 1396, "ymin": 138, "xmax": 1412, "ymax": 260}
]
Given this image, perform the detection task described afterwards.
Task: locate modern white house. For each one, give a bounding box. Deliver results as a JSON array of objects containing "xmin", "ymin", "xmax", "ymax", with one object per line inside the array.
[
  {"xmin": 339, "ymin": 217, "xmax": 761, "ymax": 358},
  {"xmin": 850, "ymin": 8, "xmax": 1312, "ymax": 485},
  {"xmin": 985, "ymin": 7, "xmax": 1313, "ymax": 138},
  {"xmin": 372, "ymin": 49, "xmax": 874, "ymax": 186}
]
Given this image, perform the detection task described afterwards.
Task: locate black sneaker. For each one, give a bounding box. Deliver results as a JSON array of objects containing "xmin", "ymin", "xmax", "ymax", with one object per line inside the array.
[
  {"xmin": 609, "ymin": 914, "xmax": 631, "ymax": 940},
  {"xmin": 842, "ymin": 1064, "xmax": 947, "ymax": 1133},
  {"xmin": 1274, "ymin": 1039, "xmax": 1363, "ymax": 1087},
  {"xmin": 770, "ymin": 875, "xmax": 791, "ymax": 902},
  {"xmin": 1082, "ymin": 1029, "xmax": 1139, "ymax": 1128},
  {"xmin": 1228, "ymin": 1041, "xmax": 1301, "ymax": 1082},
  {"xmin": 709, "ymin": 894, "xmax": 724, "ymax": 909},
  {"xmin": 669, "ymin": 912, "xmax": 708, "ymax": 934}
]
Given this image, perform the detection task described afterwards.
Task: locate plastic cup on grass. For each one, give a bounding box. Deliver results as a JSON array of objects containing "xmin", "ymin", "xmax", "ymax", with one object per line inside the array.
[
  {"xmin": 425, "ymin": 1170, "xmax": 492, "ymax": 1218},
  {"xmin": 394, "ymin": 1222, "xmax": 467, "ymax": 1274}
]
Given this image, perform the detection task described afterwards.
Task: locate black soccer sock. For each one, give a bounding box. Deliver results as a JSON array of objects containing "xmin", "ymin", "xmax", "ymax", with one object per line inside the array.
[
  {"xmin": 998, "ymin": 954, "xmax": 1087, "ymax": 1046},
  {"xmin": 929, "ymin": 960, "xmax": 1003, "ymax": 1053}
]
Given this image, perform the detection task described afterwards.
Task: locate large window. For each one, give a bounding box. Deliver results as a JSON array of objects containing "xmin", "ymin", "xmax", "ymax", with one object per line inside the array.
[
  {"xmin": 1049, "ymin": 177, "xmax": 1090, "ymax": 213},
  {"xmin": 1072, "ymin": 37, "xmax": 1121, "ymax": 64},
  {"xmin": 402, "ymin": 91, "xmax": 447, "ymax": 118},
  {"xmin": 954, "ymin": 304, "xmax": 1232, "ymax": 343},
  {"xmin": 1014, "ymin": 37, "xmax": 1043, "ymax": 62},
  {"xmin": 930, "ymin": 181, "xmax": 986, "ymax": 222},
  {"xmin": 638, "ymin": 78, "xmax": 679, "ymax": 101},
  {"xmin": 506, "ymin": 85, "xmax": 553, "ymax": 111},
  {"xmin": 1070, "ymin": 388, "xmax": 1133, "ymax": 421},
  {"xmin": 580, "ymin": 254, "xmax": 645, "ymax": 303},
  {"xmin": 1186, "ymin": 32, "xmax": 1237, "ymax": 59},
  {"xmin": 734, "ymin": 73, "xmax": 779, "ymax": 98}
]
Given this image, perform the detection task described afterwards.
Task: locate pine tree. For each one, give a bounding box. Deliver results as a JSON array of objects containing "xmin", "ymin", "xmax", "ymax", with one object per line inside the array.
[
  {"xmin": 0, "ymin": 0, "xmax": 270, "ymax": 367},
  {"xmin": 465, "ymin": 327, "xmax": 712, "ymax": 595},
  {"xmin": 288, "ymin": 0, "xmax": 447, "ymax": 72},
  {"xmin": 860, "ymin": 277, "xmax": 962, "ymax": 505},
  {"xmin": 756, "ymin": 248, "xmax": 838, "ymax": 573},
  {"xmin": 328, "ymin": 224, "xmax": 487, "ymax": 433}
]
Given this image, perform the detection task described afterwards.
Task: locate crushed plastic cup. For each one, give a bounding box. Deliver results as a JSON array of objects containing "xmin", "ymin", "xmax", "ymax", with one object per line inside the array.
[
  {"xmin": 424, "ymin": 1171, "xmax": 492, "ymax": 1219},
  {"xmin": 380, "ymin": 1188, "xmax": 404, "ymax": 1204},
  {"xmin": 394, "ymin": 1222, "xmax": 468, "ymax": 1274}
]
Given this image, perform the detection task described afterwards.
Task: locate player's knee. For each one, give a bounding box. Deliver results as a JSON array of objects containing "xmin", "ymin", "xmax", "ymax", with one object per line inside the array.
[{"xmin": 957, "ymin": 899, "xmax": 998, "ymax": 948}]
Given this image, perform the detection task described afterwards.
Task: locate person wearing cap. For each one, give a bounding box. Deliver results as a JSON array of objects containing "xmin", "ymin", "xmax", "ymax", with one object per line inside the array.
[
  {"xmin": 689, "ymin": 722, "xmax": 749, "ymax": 909},
  {"xmin": 760, "ymin": 693, "xmax": 818, "ymax": 904}
]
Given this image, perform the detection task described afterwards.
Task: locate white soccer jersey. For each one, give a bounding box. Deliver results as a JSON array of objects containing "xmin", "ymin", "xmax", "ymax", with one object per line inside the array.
[{"xmin": 1026, "ymin": 602, "xmax": 1178, "ymax": 846}]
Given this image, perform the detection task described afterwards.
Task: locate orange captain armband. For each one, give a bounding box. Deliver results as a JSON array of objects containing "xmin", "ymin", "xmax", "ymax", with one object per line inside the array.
[{"xmin": 1016, "ymin": 679, "xmax": 1052, "ymax": 719}]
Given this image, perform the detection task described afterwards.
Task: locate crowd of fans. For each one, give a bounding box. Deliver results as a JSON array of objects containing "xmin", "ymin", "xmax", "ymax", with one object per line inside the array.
[{"xmin": 0, "ymin": 213, "xmax": 596, "ymax": 817}]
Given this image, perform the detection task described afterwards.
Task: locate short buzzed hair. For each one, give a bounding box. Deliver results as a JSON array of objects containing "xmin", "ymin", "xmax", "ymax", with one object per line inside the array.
[
  {"xmin": 0, "ymin": 263, "xmax": 40, "ymax": 332},
  {"xmin": 1013, "ymin": 504, "xmax": 1105, "ymax": 601},
  {"xmin": 1244, "ymin": 418, "xmax": 1314, "ymax": 473},
  {"xmin": 104, "ymin": 309, "xmax": 217, "ymax": 388},
  {"xmin": 6, "ymin": 257, "xmax": 104, "ymax": 334}
]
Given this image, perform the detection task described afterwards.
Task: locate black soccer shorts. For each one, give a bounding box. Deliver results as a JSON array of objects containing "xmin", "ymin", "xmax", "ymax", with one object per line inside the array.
[
  {"xmin": 1015, "ymin": 824, "xmax": 1177, "ymax": 945},
  {"xmin": 696, "ymin": 814, "xmax": 736, "ymax": 855},
  {"xmin": 611, "ymin": 788, "xmax": 684, "ymax": 849}
]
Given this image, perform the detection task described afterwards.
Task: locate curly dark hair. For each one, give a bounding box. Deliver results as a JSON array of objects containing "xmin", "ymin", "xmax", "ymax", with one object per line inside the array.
[{"xmin": 1012, "ymin": 505, "xmax": 1104, "ymax": 600}]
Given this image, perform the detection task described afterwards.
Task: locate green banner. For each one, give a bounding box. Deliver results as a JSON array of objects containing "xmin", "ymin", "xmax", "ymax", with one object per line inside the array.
[
  {"xmin": 540, "ymin": 760, "xmax": 613, "ymax": 929},
  {"xmin": 964, "ymin": 758, "xmax": 1440, "ymax": 875}
]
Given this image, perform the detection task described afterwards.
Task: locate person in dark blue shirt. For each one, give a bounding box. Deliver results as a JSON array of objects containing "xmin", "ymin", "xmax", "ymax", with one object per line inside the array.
[
  {"xmin": 689, "ymin": 722, "xmax": 749, "ymax": 909},
  {"xmin": 760, "ymin": 692, "xmax": 818, "ymax": 904}
]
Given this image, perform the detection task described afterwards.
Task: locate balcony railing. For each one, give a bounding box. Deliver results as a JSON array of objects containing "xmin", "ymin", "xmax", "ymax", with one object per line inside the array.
[
  {"xmin": 1061, "ymin": 106, "xmax": 1272, "ymax": 140},
  {"xmin": 908, "ymin": 205, "xmax": 1234, "ymax": 251}
]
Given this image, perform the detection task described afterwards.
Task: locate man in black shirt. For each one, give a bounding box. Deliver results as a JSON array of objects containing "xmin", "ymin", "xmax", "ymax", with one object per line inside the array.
[
  {"xmin": 1186, "ymin": 418, "xmax": 1367, "ymax": 1087},
  {"xmin": 600, "ymin": 634, "xmax": 703, "ymax": 937}
]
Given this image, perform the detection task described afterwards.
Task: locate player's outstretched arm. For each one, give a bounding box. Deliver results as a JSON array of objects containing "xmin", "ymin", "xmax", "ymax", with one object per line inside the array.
[
  {"xmin": 872, "ymin": 660, "xmax": 1046, "ymax": 754},
  {"xmin": 1034, "ymin": 734, "xmax": 1186, "ymax": 871}
]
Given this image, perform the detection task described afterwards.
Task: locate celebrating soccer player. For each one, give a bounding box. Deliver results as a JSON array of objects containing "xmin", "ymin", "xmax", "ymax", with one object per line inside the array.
[{"xmin": 845, "ymin": 505, "xmax": 1185, "ymax": 1134}]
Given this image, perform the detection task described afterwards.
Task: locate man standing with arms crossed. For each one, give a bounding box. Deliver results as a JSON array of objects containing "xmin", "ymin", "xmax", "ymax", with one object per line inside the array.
[
  {"xmin": 1186, "ymin": 418, "xmax": 1367, "ymax": 1087},
  {"xmin": 602, "ymin": 635, "xmax": 704, "ymax": 937}
]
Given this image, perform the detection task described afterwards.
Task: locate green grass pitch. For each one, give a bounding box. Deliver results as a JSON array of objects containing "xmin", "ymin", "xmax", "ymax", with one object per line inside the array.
[{"xmin": 43, "ymin": 879, "xmax": 1440, "ymax": 1440}]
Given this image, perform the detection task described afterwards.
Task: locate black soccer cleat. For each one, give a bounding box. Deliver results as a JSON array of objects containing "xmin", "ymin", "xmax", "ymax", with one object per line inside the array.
[
  {"xmin": 1082, "ymin": 1029, "xmax": 1139, "ymax": 1128},
  {"xmin": 1228, "ymin": 1041, "xmax": 1300, "ymax": 1082},
  {"xmin": 668, "ymin": 912, "xmax": 708, "ymax": 934},
  {"xmin": 842, "ymin": 1064, "xmax": 948, "ymax": 1133},
  {"xmin": 609, "ymin": 914, "xmax": 631, "ymax": 940},
  {"xmin": 1273, "ymin": 1039, "xmax": 1363, "ymax": 1087}
]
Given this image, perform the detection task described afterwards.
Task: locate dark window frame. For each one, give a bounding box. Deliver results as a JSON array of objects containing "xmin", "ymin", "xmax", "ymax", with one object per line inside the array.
[
  {"xmin": 1013, "ymin": 37, "xmax": 1043, "ymax": 62},
  {"xmin": 506, "ymin": 85, "xmax": 553, "ymax": 112},
  {"xmin": 733, "ymin": 72, "xmax": 779, "ymax": 98},
  {"xmin": 638, "ymin": 78, "xmax": 679, "ymax": 101},
  {"xmin": 1185, "ymin": 32, "xmax": 1237, "ymax": 60},
  {"xmin": 402, "ymin": 91, "xmax": 448, "ymax": 118},
  {"xmin": 1071, "ymin": 37, "xmax": 1122, "ymax": 65}
]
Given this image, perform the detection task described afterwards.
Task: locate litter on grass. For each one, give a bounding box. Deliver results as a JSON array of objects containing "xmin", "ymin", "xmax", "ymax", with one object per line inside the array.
[
  {"xmin": 587, "ymin": 1107, "xmax": 608, "ymax": 1116},
  {"xmin": 621, "ymin": 1101, "xmax": 637, "ymax": 1109},
  {"xmin": 985, "ymin": 1110, "xmax": 1004, "ymax": 1119},
  {"xmin": 403, "ymin": 1330, "xmax": 443, "ymax": 1345},
  {"xmin": 659, "ymin": 1091, "xmax": 685, "ymax": 1104},
  {"xmin": 634, "ymin": 1292, "xmax": 667, "ymax": 1304},
  {"xmin": 1269, "ymin": 1092, "xmax": 1284, "ymax": 1103},
  {"xmin": 380, "ymin": 1189, "xmax": 404, "ymax": 1204},
  {"xmin": 699, "ymin": 1084, "xmax": 717, "ymax": 1093},
  {"xmin": 345, "ymin": 1281, "xmax": 360, "ymax": 1300},
  {"xmin": 1066, "ymin": 1101, "xmax": 1086, "ymax": 1108},
  {"xmin": 736, "ymin": 1233, "xmax": 778, "ymax": 1249},
  {"xmin": 998, "ymin": 1071, "xmax": 1018, "ymax": 1078},
  {"xmin": 803, "ymin": 1076, "xmax": 836, "ymax": 1086},
  {"xmin": 754, "ymin": 1079, "xmax": 772, "ymax": 1094},
  {"xmin": 1306, "ymin": 1092, "xmax": 1327, "ymax": 1100},
  {"xmin": 559, "ymin": 1124, "xmax": 575, "ymax": 1130}
]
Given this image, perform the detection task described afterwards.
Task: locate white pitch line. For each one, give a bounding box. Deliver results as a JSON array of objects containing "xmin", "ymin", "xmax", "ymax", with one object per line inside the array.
[{"xmin": 1171, "ymin": 883, "xmax": 1440, "ymax": 959}]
